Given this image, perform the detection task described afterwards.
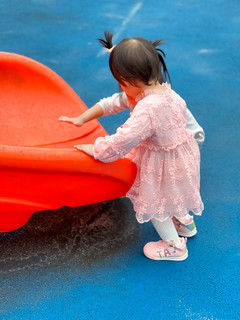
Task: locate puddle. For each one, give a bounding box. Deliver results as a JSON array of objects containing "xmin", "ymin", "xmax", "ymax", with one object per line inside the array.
[{"xmin": 0, "ymin": 198, "xmax": 140, "ymax": 274}]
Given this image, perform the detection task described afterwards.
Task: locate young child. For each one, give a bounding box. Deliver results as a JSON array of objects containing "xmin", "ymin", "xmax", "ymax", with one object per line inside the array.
[{"xmin": 59, "ymin": 32, "xmax": 204, "ymax": 261}]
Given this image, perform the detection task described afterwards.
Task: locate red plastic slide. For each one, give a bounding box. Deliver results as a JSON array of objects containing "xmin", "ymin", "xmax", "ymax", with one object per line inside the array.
[{"xmin": 0, "ymin": 52, "xmax": 137, "ymax": 232}]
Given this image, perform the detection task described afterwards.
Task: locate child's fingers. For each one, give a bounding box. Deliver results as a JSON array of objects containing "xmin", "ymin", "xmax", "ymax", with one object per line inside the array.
[
  {"xmin": 59, "ymin": 116, "xmax": 74, "ymax": 124},
  {"xmin": 58, "ymin": 115, "xmax": 67, "ymax": 121},
  {"xmin": 74, "ymin": 145, "xmax": 86, "ymax": 151},
  {"xmin": 74, "ymin": 145, "xmax": 94, "ymax": 156}
]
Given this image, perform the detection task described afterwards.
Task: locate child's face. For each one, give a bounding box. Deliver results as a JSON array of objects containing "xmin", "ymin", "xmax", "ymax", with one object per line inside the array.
[{"xmin": 120, "ymin": 81, "xmax": 144, "ymax": 106}]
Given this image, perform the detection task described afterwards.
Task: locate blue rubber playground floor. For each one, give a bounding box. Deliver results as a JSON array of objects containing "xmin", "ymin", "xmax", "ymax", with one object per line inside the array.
[{"xmin": 0, "ymin": 1, "xmax": 240, "ymax": 319}]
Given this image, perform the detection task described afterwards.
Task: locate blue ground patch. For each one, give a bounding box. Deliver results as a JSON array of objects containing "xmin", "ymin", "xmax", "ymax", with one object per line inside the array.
[{"xmin": 0, "ymin": 0, "xmax": 240, "ymax": 319}]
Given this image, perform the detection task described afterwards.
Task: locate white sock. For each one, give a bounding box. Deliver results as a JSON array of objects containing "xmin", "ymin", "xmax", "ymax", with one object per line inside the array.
[{"xmin": 151, "ymin": 218, "xmax": 180, "ymax": 243}]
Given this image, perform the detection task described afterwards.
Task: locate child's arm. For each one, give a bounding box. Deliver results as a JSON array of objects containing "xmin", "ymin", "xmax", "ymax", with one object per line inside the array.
[
  {"xmin": 59, "ymin": 103, "xmax": 103, "ymax": 126},
  {"xmin": 59, "ymin": 92, "xmax": 130, "ymax": 126},
  {"xmin": 186, "ymin": 109, "xmax": 205, "ymax": 147},
  {"xmin": 98, "ymin": 92, "xmax": 130, "ymax": 116},
  {"xmin": 93, "ymin": 106, "xmax": 153, "ymax": 162}
]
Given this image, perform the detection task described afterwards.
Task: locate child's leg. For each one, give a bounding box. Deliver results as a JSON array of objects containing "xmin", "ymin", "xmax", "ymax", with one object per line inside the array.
[
  {"xmin": 151, "ymin": 217, "xmax": 180, "ymax": 243},
  {"xmin": 172, "ymin": 213, "xmax": 197, "ymax": 238}
]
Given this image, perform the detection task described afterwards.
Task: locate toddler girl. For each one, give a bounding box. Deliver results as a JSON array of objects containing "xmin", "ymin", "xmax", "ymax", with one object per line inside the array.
[{"xmin": 59, "ymin": 32, "xmax": 204, "ymax": 261}]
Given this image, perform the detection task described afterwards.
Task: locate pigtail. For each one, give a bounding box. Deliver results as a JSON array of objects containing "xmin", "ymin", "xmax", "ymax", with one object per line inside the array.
[
  {"xmin": 152, "ymin": 40, "xmax": 172, "ymax": 85},
  {"xmin": 98, "ymin": 31, "xmax": 114, "ymax": 49}
]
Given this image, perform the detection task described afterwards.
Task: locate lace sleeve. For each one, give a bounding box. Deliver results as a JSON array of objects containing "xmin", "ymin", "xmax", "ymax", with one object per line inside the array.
[
  {"xmin": 93, "ymin": 107, "xmax": 153, "ymax": 163},
  {"xmin": 98, "ymin": 92, "xmax": 130, "ymax": 116}
]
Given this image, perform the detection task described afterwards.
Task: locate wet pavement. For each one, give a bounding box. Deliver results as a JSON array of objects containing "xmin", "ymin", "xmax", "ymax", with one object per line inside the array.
[{"xmin": 0, "ymin": 198, "xmax": 139, "ymax": 274}]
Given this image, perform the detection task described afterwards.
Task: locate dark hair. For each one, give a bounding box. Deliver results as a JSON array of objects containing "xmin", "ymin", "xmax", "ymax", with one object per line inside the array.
[{"xmin": 98, "ymin": 31, "xmax": 171, "ymax": 86}]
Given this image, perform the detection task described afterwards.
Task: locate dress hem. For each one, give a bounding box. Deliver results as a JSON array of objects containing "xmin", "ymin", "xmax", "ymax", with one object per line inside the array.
[{"xmin": 135, "ymin": 206, "xmax": 204, "ymax": 224}]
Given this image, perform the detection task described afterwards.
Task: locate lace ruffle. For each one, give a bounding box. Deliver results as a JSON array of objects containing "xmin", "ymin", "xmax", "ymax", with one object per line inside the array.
[
  {"xmin": 136, "ymin": 203, "xmax": 204, "ymax": 224},
  {"xmin": 126, "ymin": 138, "xmax": 204, "ymax": 223}
]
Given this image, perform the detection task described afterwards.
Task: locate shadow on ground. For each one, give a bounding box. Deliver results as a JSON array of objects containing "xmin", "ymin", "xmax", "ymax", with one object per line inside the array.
[{"xmin": 0, "ymin": 198, "xmax": 139, "ymax": 274}]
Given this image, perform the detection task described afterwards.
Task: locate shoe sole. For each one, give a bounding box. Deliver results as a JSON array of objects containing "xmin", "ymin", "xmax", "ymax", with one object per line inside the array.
[
  {"xmin": 177, "ymin": 229, "xmax": 197, "ymax": 238},
  {"xmin": 143, "ymin": 249, "xmax": 188, "ymax": 261}
]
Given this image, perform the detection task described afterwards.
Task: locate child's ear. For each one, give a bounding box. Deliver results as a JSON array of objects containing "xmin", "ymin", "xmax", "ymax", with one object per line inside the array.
[{"xmin": 120, "ymin": 81, "xmax": 127, "ymax": 89}]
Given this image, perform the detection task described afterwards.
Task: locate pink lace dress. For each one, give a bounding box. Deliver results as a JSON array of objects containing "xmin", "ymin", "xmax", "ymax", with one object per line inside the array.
[{"xmin": 93, "ymin": 84, "xmax": 204, "ymax": 223}]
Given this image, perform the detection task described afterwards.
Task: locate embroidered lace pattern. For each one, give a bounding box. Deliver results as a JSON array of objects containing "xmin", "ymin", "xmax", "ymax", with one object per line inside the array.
[{"xmin": 94, "ymin": 83, "xmax": 204, "ymax": 223}]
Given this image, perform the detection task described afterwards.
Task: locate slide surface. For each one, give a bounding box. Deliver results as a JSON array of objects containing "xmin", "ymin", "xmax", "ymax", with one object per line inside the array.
[{"xmin": 0, "ymin": 52, "xmax": 136, "ymax": 231}]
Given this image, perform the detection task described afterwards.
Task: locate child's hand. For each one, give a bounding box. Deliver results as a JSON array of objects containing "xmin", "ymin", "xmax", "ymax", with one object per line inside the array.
[
  {"xmin": 59, "ymin": 115, "xmax": 84, "ymax": 126},
  {"xmin": 74, "ymin": 144, "xmax": 94, "ymax": 157}
]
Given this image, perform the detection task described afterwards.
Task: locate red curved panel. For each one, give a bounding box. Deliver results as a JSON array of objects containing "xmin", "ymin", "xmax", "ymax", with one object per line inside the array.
[{"xmin": 0, "ymin": 52, "xmax": 137, "ymax": 232}]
